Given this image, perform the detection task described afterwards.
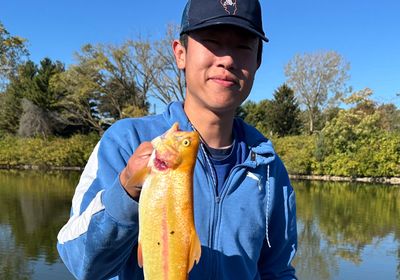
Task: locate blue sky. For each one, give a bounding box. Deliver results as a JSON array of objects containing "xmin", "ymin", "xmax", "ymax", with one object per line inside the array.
[{"xmin": 1, "ymin": 0, "xmax": 399, "ymax": 110}]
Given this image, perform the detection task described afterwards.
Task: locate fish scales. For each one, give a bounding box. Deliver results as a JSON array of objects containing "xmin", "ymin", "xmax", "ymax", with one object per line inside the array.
[{"xmin": 136, "ymin": 123, "xmax": 201, "ymax": 280}]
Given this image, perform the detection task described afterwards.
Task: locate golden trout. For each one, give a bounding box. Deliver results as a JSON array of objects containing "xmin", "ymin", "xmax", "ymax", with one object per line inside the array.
[{"xmin": 131, "ymin": 122, "xmax": 201, "ymax": 280}]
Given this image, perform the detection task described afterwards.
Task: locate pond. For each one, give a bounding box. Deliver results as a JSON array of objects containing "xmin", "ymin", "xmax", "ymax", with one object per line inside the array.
[{"xmin": 0, "ymin": 170, "xmax": 399, "ymax": 279}]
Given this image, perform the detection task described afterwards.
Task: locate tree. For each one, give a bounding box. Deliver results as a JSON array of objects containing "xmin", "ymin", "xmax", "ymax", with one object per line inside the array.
[
  {"xmin": 0, "ymin": 61, "xmax": 36, "ymax": 134},
  {"xmin": 51, "ymin": 41, "xmax": 152, "ymax": 134},
  {"xmin": 376, "ymin": 103, "xmax": 400, "ymax": 132},
  {"xmin": 25, "ymin": 58, "xmax": 65, "ymax": 111},
  {"xmin": 268, "ymin": 84, "xmax": 302, "ymax": 136},
  {"xmin": 0, "ymin": 58, "xmax": 67, "ymax": 136},
  {"xmin": 316, "ymin": 88, "xmax": 400, "ymax": 177},
  {"xmin": 77, "ymin": 43, "xmax": 148, "ymax": 120},
  {"xmin": 0, "ymin": 86, "xmax": 22, "ymax": 134},
  {"xmin": 0, "ymin": 22, "xmax": 29, "ymax": 90},
  {"xmin": 50, "ymin": 55, "xmax": 108, "ymax": 134},
  {"xmin": 236, "ymin": 99, "xmax": 272, "ymax": 135},
  {"xmin": 151, "ymin": 24, "xmax": 186, "ymax": 104},
  {"xmin": 321, "ymin": 88, "xmax": 380, "ymax": 154},
  {"xmin": 51, "ymin": 26, "xmax": 189, "ymax": 134},
  {"xmin": 284, "ymin": 51, "xmax": 350, "ymax": 134}
]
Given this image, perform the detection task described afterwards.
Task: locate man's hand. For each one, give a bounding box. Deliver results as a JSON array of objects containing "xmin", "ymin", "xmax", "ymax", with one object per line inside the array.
[{"xmin": 119, "ymin": 142, "xmax": 153, "ymax": 201}]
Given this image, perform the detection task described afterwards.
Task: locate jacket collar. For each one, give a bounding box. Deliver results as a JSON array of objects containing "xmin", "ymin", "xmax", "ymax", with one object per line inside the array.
[
  {"xmin": 162, "ymin": 101, "xmax": 193, "ymax": 132},
  {"xmin": 163, "ymin": 101, "xmax": 276, "ymax": 165}
]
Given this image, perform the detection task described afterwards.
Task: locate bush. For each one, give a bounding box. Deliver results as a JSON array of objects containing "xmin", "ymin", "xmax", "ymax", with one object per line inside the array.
[
  {"xmin": 313, "ymin": 132, "xmax": 399, "ymax": 177},
  {"xmin": 273, "ymin": 135, "xmax": 316, "ymax": 175},
  {"xmin": 0, "ymin": 134, "xmax": 99, "ymax": 168},
  {"xmin": 271, "ymin": 131, "xmax": 400, "ymax": 177}
]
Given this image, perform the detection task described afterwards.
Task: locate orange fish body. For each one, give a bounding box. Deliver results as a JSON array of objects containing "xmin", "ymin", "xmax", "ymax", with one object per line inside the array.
[{"xmin": 136, "ymin": 123, "xmax": 201, "ymax": 280}]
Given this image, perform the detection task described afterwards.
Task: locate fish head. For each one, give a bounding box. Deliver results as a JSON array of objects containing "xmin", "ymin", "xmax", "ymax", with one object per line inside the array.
[{"xmin": 150, "ymin": 123, "xmax": 200, "ymax": 172}]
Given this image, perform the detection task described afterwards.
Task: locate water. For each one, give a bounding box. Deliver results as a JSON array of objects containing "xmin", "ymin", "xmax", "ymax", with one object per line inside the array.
[
  {"xmin": 0, "ymin": 171, "xmax": 399, "ymax": 279},
  {"xmin": 0, "ymin": 170, "xmax": 77, "ymax": 280},
  {"xmin": 293, "ymin": 181, "xmax": 400, "ymax": 279}
]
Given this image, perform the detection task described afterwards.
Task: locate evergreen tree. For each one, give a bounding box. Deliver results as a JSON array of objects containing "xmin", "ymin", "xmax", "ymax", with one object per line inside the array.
[
  {"xmin": 0, "ymin": 62, "xmax": 36, "ymax": 134},
  {"xmin": 236, "ymin": 99, "xmax": 272, "ymax": 135},
  {"xmin": 25, "ymin": 58, "xmax": 65, "ymax": 111},
  {"xmin": 269, "ymin": 84, "xmax": 302, "ymax": 137},
  {"xmin": 0, "ymin": 86, "xmax": 22, "ymax": 134},
  {"xmin": 0, "ymin": 59, "xmax": 66, "ymax": 136}
]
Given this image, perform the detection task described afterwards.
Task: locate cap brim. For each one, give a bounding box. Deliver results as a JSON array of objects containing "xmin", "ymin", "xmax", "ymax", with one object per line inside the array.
[{"xmin": 181, "ymin": 17, "xmax": 269, "ymax": 42}]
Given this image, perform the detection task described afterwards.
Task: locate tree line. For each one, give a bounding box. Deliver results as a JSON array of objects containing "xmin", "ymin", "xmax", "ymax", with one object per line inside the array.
[
  {"xmin": 1, "ymin": 21, "xmax": 399, "ymax": 138},
  {"xmin": 1, "ymin": 21, "xmax": 399, "ymax": 176},
  {"xmin": 0, "ymin": 23, "xmax": 185, "ymax": 136}
]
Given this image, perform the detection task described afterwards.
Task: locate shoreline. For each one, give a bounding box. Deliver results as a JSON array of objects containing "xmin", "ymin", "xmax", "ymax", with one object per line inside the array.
[
  {"xmin": 1, "ymin": 165, "xmax": 399, "ymax": 185},
  {"xmin": 289, "ymin": 174, "xmax": 400, "ymax": 185},
  {"xmin": 0, "ymin": 165, "xmax": 83, "ymax": 171}
]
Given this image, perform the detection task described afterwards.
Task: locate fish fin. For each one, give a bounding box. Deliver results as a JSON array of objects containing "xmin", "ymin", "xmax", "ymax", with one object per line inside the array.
[
  {"xmin": 125, "ymin": 166, "xmax": 150, "ymax": 189},
  {"xmin": 187, "ymin": 230, "xmax": 201, "ymax": 273},
  {"xmin": 137, "ymin": 241, "xmax": 143, "ymax": 268}
]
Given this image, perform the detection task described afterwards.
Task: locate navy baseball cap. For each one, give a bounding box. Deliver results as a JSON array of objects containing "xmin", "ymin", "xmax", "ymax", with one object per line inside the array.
[{"xmin": 180, "ymin": 0, "xmax": 268, "ymax": 42}]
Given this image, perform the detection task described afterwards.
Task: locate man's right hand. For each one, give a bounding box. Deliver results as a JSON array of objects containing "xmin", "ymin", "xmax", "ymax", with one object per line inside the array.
[{"xmin": 119, "ymin": 142, "xmax": 153, "ymax": 201}]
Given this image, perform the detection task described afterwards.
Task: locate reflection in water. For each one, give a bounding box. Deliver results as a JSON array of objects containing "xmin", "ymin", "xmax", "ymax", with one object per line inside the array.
[
  {"xmin": 0, "ymin": 171, "xmax": 399, "ymax": 279},
  {"xmin": 293, "ymin": 180, "xmax": 400, "ymax": 280},
  {"xmin": 0, "ymin": 170, "xmax": 78, "ymax": 279}
]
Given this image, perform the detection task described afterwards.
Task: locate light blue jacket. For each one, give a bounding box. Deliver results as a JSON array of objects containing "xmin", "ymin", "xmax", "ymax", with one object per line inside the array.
[{"xmin": 57, "ymin": 101, "xmax": 297, "ymax": 279}]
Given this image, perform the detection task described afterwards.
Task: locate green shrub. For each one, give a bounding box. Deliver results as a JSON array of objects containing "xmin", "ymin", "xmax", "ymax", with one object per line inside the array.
[
  {"xmin": 0, "ymin": 134, "xmax": 99, "ymax": 168},
  {"xmin": 271, "ymin": 131, "xmax": 400, "ymax": 177},
  {"xmin": 273, "ymin": 135, "xmax": 316, "ymax": 175}
]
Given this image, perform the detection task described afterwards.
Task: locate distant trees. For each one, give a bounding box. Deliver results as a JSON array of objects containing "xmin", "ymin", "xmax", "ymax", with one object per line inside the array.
[
  {"xmin": 0, "ymin": 21, "xmax": 399, "ymax": 176},
  {"xmin": 285, "ymin": 51, "xmax": 350, "ymax": 134},
  {"xmin": 0, "ymin": 19, "xmax": 399, "ymax": 148},
  {"xmin": 1, "ymin": 23, "xmax": 185, "ymax": 136}
]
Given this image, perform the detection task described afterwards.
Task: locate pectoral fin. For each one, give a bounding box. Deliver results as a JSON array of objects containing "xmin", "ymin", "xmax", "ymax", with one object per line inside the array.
[
  {"xmin": 137, "ymin": 241, "xmax": 143, "ymax": 268},
  {"xmin": 125, "ymin": 166, "xmax": 150, "ymax": 189},
  {"xmin": 187, "ymin": 230, "xmax": 201, "ymax": 273}
]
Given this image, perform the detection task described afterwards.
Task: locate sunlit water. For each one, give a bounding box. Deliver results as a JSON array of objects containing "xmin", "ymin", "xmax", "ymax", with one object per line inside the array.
[{"xmin": 0, "ymin": 171, "xmax": 399, "ymax": 279}]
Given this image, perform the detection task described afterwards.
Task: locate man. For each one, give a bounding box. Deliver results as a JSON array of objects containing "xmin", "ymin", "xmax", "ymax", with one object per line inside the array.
[{"xmin": 57, "ymin": 0, "xmax": 298, "ymax": 279}]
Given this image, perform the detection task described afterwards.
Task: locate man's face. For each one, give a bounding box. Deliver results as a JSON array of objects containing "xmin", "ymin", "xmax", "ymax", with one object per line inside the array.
[{"xmin": 175, "ymin": 25, "xmax": 260, "ymax": 115}]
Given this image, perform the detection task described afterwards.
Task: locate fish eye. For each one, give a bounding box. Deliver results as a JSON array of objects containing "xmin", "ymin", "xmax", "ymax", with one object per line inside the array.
[{"xmin": 182, "ymin": 139, "xmax": 191, "ymax": 147}]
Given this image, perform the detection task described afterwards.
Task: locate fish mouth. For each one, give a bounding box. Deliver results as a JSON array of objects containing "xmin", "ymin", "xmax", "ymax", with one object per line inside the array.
[
  {"xmin": 153, "ymin": 148, "xmax": 179, "ymax": 171},
  {"xmin": 154, "ymin": 155, "xmax": 169, "ymax": 171}
]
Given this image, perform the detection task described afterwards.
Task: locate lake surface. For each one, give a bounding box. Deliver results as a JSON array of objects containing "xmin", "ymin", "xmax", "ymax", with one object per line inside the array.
[{"xmin": 0, "ymin": 170, "xmax": 399, "ymax": 279}]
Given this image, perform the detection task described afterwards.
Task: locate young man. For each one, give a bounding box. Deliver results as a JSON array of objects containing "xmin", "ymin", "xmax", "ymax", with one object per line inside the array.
[{"xmin": 57, "ymin": 0, "xmax": 298, "ymax": 279}]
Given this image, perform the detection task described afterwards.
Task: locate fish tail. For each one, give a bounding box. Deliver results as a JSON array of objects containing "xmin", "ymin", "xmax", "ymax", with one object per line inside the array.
[{"xmin": 187, "ymin": 229, "xmax": 201, "ymax": 272}]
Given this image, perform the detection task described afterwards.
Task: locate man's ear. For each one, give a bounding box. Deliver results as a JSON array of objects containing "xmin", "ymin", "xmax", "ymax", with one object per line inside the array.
[{"xmin": 172, "ymin": 39, "xmax": 186, "ymax": 70}]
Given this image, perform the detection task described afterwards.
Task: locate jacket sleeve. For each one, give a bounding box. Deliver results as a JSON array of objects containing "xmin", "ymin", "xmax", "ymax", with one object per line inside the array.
[
  {"xmin": 258, "ymin": 156, "xmax": 298, "ymax": 280},
  {"xmin": 56, "ymin": 124, "xmax": 142, "ymax": 279}
]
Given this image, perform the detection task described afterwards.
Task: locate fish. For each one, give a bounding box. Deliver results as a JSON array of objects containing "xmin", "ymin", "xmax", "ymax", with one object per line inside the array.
[{"xmin": 130, "ymin": 122, "xmax": 201, "ymax": 280}]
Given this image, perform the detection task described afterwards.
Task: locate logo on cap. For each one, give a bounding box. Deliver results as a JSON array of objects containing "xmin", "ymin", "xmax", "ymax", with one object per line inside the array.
[{"xmin": 220, "ymin": 0, "xmax": 237, "ymax": 15}]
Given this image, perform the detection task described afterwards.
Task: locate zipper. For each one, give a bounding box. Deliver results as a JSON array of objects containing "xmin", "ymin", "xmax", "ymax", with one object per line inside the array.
[
  {"xmin": 197, "ymin": 143, "xmax": 220, "ymax": 279},
  {"xmin": 199, "ymin": 142, "xmax": 220, "ymax": 245},
  {"xmin": 201, "ymin": 146, "xmax": 258, "ymax": 248}
]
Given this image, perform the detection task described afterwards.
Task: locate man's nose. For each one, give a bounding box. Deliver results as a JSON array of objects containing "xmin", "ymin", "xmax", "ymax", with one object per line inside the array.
[{"xmin": 215, "ymin": 49, "xmax": 236, "ymax": 70}]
